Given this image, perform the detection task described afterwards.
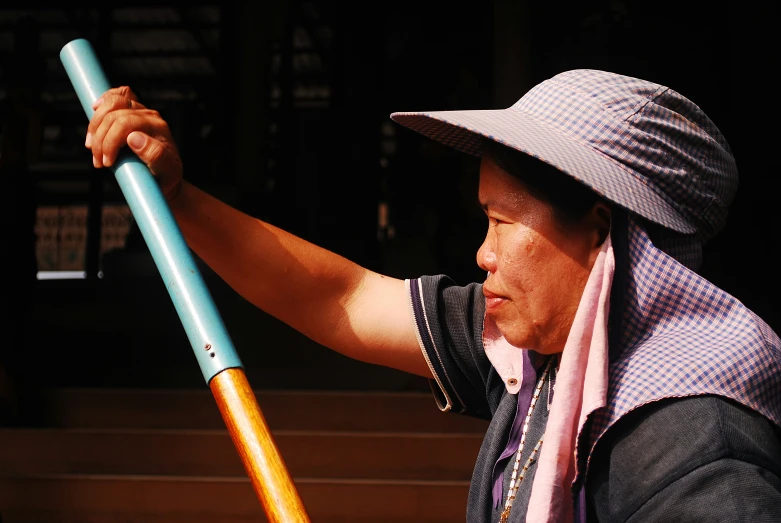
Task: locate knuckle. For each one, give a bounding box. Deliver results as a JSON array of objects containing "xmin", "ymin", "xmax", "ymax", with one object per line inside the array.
[
  {"xmin": 102, "ymin": 110, "xmax": 118, "ymax": 125},
  {"xmin": 108, "ymin": 94, "xmax": 126, "ymax": 107},
  {"xmin": 147, "ymin": 141, "xmax": 165, "ymax": 162},
  {"xmin": 115, "ymin": 85, "xmax": 139, "ymax": 102},
  {"xmin": 103, "ymin": 94, "xmax": 128, "ymax": 111}
]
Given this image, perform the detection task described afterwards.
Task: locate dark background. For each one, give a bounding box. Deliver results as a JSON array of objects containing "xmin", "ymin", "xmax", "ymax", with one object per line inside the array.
[{"xmin": 1, "ymin": 0, "xmax": 778, "ymax": 419}]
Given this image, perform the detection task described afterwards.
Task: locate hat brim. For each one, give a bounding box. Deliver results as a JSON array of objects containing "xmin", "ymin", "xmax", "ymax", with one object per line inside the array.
[{"xmin": 390, "ymin": 109, "xmax": 696, "ymax": 234}]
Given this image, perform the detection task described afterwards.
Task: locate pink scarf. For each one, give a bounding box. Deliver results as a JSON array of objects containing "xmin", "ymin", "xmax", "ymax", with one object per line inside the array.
[
  {"xmin": 483, "ymin": 234, "xmax": 614, "ymax": 521},
  {"xmin": 525, "ymin": 234, "xmax": 614, "ymax": 522}
]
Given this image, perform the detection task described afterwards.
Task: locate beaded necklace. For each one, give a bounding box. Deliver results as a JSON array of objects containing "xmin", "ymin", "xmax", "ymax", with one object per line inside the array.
[{"xmin": 499, "ymin": 355, "xmax": 555, "ymax": 523}]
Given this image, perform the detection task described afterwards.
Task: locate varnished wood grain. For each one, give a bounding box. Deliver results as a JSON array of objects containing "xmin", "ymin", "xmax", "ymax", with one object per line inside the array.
[{"xmin": 210, "ymin": 368, "xmax": 311, "ymax": 522}]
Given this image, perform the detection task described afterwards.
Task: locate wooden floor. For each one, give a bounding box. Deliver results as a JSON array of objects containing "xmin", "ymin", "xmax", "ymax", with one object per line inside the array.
[{"xmin": 0, "ymin": 387, "xmax": 488, "ymax": 522}]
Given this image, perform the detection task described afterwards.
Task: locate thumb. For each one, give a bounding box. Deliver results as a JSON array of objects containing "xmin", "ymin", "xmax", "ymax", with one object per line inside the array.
[
  {"xmin": 127, "ymin": 131, "xmax": 164, "ymax": 170},
  {"xmin": 127, "ymin": 131, "xmax": 183, "ymax": 200}
]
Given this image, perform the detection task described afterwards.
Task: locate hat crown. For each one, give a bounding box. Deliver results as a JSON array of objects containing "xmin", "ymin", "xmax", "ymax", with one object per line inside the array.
[{"xmin": 511, "ymin": 69, "xmax": 739, "ymax": 241}]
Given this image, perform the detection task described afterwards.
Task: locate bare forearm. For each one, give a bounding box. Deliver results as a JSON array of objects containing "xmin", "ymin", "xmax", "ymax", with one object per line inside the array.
[
  {"xmin": 85, "ymin": 88, "xmax": 429, "ymax": 378},
  {"xmin": 169, "ymin": 181, "xmax": 366, "ymax": 345}
]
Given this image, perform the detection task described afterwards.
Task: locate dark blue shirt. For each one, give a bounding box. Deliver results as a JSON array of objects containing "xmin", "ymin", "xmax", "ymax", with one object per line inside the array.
[{"xmin": 408, "ymin": 274, "xmax": 781, "ymax": 522}]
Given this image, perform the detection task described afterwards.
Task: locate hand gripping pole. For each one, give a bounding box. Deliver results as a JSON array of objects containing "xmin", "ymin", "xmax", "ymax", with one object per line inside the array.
[{"xmin": 60, "ymin": 38, "xmax": 310, "ymax": 523}]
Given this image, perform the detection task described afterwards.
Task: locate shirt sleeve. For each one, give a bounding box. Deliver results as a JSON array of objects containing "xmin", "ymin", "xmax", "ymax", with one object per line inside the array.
[{"xmin": 407, "ymin": 274, "xmax": 502, "ymax": 420}]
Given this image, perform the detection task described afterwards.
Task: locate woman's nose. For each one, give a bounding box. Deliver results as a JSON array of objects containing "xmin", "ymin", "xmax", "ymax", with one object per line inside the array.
[{"xmin": 476, "ymin": 239, "xmax": 496, "ymax": 274}]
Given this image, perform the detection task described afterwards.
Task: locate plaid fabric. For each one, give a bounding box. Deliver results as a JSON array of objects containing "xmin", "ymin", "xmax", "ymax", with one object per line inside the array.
[
  {"xmin": 391, "ymin": 69, "xmax": 780, "ymax": 503},
  {"xmin": 578, "ymin": 214, "xmax": 781, "ymax": 484},
  {"xmin": 390, "ymin": 69, "xmax": 739, "ymax": 271}
]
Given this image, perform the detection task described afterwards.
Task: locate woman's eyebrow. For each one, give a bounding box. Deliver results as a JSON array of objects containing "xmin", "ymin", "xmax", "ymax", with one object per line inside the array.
[{"xmin": 479, "ymin": 198, "xmax": 511, "ymax": 214}]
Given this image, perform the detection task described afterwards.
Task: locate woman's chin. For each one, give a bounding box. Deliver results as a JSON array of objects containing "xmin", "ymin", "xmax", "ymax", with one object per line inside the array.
[
  {"xmin": 494, "ymin": 326, "xmax": 535, "ymax": 351},
  {"xmin": 496, "ymin": 328, "xmax": 561, "ymax": 355}
]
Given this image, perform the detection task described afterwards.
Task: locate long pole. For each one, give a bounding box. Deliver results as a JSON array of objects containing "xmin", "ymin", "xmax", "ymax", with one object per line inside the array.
[{"xmin": 60, "ymin": 38, "xmax": 310, "ymax": 523}]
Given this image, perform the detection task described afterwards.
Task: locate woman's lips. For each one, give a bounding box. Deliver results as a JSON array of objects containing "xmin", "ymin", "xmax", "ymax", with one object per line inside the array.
[{"xmin": 483, "ymin": 288, "xmax": 507, "ymax": 312}]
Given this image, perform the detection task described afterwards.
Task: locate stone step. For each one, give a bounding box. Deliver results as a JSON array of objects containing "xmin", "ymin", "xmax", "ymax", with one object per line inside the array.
[
  {"xmin": 0, "ymin": 474, "xmax": 469, "ymax": 523},
  {"xmin": 40, "ymin": 387, "xmax": 489, "ymax": 432},
  {"xmin": 0, "ymin": 428, "xmax": 481, "ymax": 480}
]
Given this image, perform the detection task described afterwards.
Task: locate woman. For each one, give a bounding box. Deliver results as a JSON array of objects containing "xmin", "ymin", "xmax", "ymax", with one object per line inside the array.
[{"xmin": 85, "ymin": 69, "xmax": 781, "ymax": 521}]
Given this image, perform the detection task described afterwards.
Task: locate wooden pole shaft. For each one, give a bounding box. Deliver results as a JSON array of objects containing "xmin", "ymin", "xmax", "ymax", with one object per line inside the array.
[{"xmin": 210, "ymin": 368, "xmax": 311, "ymax": 522}]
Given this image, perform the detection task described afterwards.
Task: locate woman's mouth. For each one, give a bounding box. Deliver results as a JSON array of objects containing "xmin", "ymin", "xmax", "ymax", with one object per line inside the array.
[{"xmin": 483, "ymin": 288, "xmax": 507, "ymax": 312}]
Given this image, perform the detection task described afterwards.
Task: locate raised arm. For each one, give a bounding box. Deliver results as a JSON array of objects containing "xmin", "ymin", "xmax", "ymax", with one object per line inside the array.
[{"xmin": 86, "ymin": 87, "xmax": 431, "ymax": 379}]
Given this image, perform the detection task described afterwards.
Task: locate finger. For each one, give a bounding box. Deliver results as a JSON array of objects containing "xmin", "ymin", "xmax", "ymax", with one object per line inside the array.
[
  {"xmin": 92, "ymin": 86, "xmax": 139, "ymax": 109},
  {"xmin": 87, "ymin": 88, "xmax": 140, "ymax": 139},
  {"xmin": 86, "ymin": 102, "xmax": 149, "ymax": 151},
  {"xmin": 127, "ymin": 131, "xmax": 182, "ymax": 194},
  {"xmin": 89, "ymin": 108, "xmax": 121, "ymax": 168},
  {"xmin": 88, "ymin": 93, "xmax": 134, "ymax": 136},
  {"xmin": 127, "ymin": 131, "xmax": 167, "ymax": 172},
  {"xmin": 93, "ymin": 110, "xmax": 161, "ymax": 167},
  {"xmin": 102, "ymin": 111, "xmax": 167, "ymax": 167}
]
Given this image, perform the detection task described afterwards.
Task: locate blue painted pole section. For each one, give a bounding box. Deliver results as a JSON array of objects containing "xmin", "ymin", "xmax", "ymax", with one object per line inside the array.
[{"xmin": 60, "ymin": 38, "xmax": 243, "ymax": 383}]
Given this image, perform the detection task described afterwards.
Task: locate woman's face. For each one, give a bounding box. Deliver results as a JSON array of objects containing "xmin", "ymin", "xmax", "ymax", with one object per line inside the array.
[{"xmin": 476, "ymin": 153, "xmax": 608, "ymax": 354}]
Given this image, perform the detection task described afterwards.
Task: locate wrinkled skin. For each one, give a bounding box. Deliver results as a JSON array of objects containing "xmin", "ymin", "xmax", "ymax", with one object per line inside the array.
[
  {"xmin": 86, "ymin": 86, "xmax": 183, "ymax": 201},
  {"xmin": 86, "ymin": 85, "xmax": 610, "ymax": 364},
  {"xmin": 477, "ymin": 153, "xmax": 610, "ymax": 354}
]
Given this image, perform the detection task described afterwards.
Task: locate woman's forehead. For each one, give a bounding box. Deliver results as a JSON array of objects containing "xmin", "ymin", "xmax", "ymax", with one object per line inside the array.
[{"xmin": 478, "ymin": 155, "xmax": 534, "ymax": 208}]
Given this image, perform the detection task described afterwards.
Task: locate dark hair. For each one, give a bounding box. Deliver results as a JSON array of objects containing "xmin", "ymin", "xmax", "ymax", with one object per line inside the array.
[{"xmin": 483, "ymin": 140, "xmax": 604, "ymax": 227}]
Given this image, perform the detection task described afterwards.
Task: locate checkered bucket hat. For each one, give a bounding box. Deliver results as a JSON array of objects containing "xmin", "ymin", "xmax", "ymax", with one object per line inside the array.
[{"xmin": 391, "ymin": 69, "xmax": 739, "ymax": 268}]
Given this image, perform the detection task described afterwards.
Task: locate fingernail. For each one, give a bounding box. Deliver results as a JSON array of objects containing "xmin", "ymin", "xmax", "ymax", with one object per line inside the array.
[
  {"xmin": 85, "ymin": 132, "xmax": 92, "ymax": 147},
  {"xmin": 92, "ymin": 97, "xmax": 103, "ymax": 109},
  {"xmin": 127, "ymin": 132, "xmax": 144, "ymax": 149},
  {"xmin": 93, "ymin": 156, "xmax": 100, "ymax": 168},
  {"xmin": 102, "ymin": 154, "xmax": 109, "ymax": 167}
]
